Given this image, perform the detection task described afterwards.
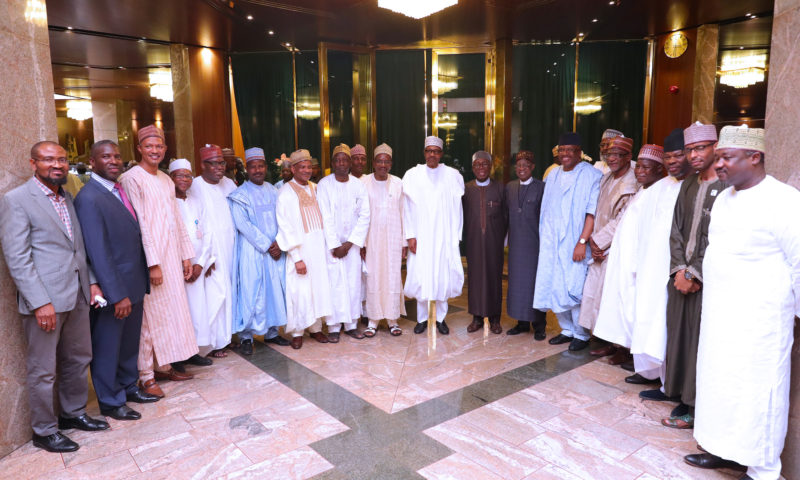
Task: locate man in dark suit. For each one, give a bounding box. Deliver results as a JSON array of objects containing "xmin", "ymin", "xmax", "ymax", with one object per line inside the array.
[
  {"xmin": 0, "ymin": 141, "xmax": 109, "ymax": 453},
  {"xmin": 74, "ymin": 140, "xmax": 159, "ymax": 421},
  {"xmin": 504, "ymin": 150, "xmax": 547, "ymax": 340}
]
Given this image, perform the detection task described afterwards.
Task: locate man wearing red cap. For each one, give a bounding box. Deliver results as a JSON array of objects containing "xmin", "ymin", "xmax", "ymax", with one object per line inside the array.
[
  {"xmin": 119, "ymin": 124, "xmax": 199, "ymax": 397},
  {"xmin": 350, "ymin": 144, "xmax": 367, "ymax": 179},
  {"xmin": 580, "ymin": 135, "xmax": 638, "ymax": 357},
  {"xmin": 185, "ymin": 144, "xmax": 238, "ymax": 357}
]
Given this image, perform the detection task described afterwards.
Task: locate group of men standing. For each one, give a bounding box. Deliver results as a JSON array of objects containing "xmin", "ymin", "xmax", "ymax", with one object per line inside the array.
[{"xmin": 2, "ymin": 119, "xmax": 798, "ymax": 480}]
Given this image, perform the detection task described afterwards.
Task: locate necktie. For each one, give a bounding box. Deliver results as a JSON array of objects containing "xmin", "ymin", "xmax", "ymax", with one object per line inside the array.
[{"xmin": 114, "ymin": 183, "xmax": 138, "ymax": 220}]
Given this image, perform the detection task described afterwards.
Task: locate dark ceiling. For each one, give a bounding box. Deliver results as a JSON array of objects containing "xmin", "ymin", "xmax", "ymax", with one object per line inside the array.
[{"xmin": 47, "ymin": 0, "xmax": 774, "ymax": 111}]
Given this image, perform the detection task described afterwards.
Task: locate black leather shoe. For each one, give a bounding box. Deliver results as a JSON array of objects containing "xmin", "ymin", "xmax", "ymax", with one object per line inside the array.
[
  {"xmin": 265, "ymin": 336, "xmax": 291, "ymax": 346},
  {"xmin": 58, "ymin": 414, "xmax": 109, "ymax": 431},
  {"xmin": 568, "ymin": 338, "xmax": 589, "ymax": 351},
  {"xmin": 171, "ymin": 361, "xmax": 186, "ymax": 373},
  {"xmin": 437, "ymin": 321, "xmax": 449, "ymax": 335},
  {"xmin": 639, "ymin": 389, "xmax": 680, "ymax": 402},
  {"xmin": 625, "ymin": 373, "xmax": 660, "ymax": 385},
  {"xmin": 506, "ymin": 324, "xmax": 531, "ymax": 336},
  {"xmin": 414, "ymin": 322, "xmax": 427, "ymax": 334},
  {"xmin": 127, "ymin": 389, "xmax": 160, "ymax": 403},
  {"xmin": 32, "ymin": 432, "xmax": 79, "ymax": 453},
  {"xmin": 101, "ymin": 405, "xmax": 141, "ymax": 421},
  {"xmin": 533, "ymin": 331, "xmax": 547, "ymax": 341},
  {"xmin": 241, "ymin": 339, "xmax": 254, "ymax": 355},
  {"xmin": 185, "ymin": 354, "xmax": 213, "ymax": 366},
  {"xmin": 684, "ymin": 453, "xmax": 746, "ymax": 471},
  {"xmin": 548, "ymin": 333, "xmax": 572, "ymax": 345}
]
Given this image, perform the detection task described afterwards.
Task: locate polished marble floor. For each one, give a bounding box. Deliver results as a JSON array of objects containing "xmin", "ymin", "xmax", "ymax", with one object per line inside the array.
[{"xmin": 0, "ymin": 287, "xmax": 746, "ymax": 479}]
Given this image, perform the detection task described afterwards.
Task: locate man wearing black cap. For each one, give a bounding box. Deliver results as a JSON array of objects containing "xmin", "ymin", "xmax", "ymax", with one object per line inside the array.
[{"xmin": 533, "ymin": 133, "xmax": 602, "ymax": 351}]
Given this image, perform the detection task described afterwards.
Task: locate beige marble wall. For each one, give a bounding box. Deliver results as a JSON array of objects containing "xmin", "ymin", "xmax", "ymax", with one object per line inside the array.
[
  {"xmin": 170, "ymin": 44, "xmax": 195, "ymax": 164},
  {"xmin": 0, "ymin": 0, "xmax": 58, "ymax": 458},
  {"xmin": 766, "ymin": 2, "xmax": 800, "ymax": 478},
  {"xmin": 691, "ymin": 24, "xmax": 718, "ymax": 124},
  {"xmin": 91, "ymin": 101, "xmax": 118, "ymax": 143}
]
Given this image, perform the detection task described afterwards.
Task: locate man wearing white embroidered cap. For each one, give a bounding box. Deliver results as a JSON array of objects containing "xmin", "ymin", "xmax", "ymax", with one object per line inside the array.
[
  {"xmin": 685, "ymin": 126, "xmax": 800, "ymax": 480},
  {"xmin": 402, "ymin": 136, "xmax": 465, "ymax": 335}
]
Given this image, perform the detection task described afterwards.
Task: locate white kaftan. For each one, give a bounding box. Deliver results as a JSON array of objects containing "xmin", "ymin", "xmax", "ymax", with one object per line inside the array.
[
  {"xmin": 363, "ymin": 174, "xmax": 406, "ymax": 321},
  {"xmin": 402, "ymin": 164, "xmax": 464, "ymax": 303},
  {"xmin": 695, "ymin": 176, "xmax": 800, "ymax": 477},
  {"xmin": 316, "ymin": 174, "xmax": 370, "ymax": 330},
  {"xmin": 176, "ymin": 195, "xmax": 216, "ymax": 355},
  {"xmin": 187, "ymin": 177, "xmax": 236, "ymax": 350},
  {"xmin": 630, "ymin": 176, "xmax": 684, "ymax": 374},
  {"xmin": 276, "ymin": 180, "xmax": 336, "ymax": 335}
]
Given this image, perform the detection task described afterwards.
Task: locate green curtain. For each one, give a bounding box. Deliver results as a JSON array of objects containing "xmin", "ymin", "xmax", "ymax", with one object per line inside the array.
[
  {"xmin": 295, "ymin": 51, "xmax": 321, "ymax": 160},
  {"xmin": 575, "ymin": 41, "xmax": 647, "ymax": 162},
  {"xmin": 436, "ymin": 53, "xmax": 485, "ymax": 181},
  {"xmin": 376, "ymin": 50, "xmax": 427, "ymax": 177},
  {"xmin": 513, "ymin": 44, "xmax": 576, "ymax": 179},
  {"xmin": 230, "ymin": 52, "xmax": 294, "ymax": 172},
  {"xmin": 327, "ymin": 50, "xmax": 354, "ymax": 154}
]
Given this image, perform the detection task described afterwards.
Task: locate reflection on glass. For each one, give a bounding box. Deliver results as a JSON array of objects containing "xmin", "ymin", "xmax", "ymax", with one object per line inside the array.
[{"xmin": 296, "ymin": 51, "xmax": 321, "ymax": 160}]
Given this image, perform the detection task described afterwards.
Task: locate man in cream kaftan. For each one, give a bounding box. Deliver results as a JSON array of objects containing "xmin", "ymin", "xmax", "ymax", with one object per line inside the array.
[
  {"xmin": 276, "ymin": 149, "xmax": 336, "ymax": 349},
  {"xmin": 402, "ymin": 136, "xmax": 464, "ymax": 335}
]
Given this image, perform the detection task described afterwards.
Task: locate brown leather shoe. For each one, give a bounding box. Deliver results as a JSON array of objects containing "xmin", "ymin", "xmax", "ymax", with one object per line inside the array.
[
  {"xmin": 291, "ymin": 336, "xmax": 303, "ymax": 349},
  {"xmin": 310, "ymin": 332, "xmax": 330, "ymax": 343},
  {"xmin": 590, "ymin": 345, "xmax": 617, "ymax": 357},
  {"xmin": 141, "ymin": 379, "xmax": 165, "ymax": 398},
  {"xmin": 608, "ymin": 348, "xmax": 633, "ymax": 365},
  {"xmin": 466, "ymin": 317, "xmax": 483, "ymax": 333},
  {"xmin": 489, "ymin": 321, "xmax": 502, "ymax": 334},
  {"xmin": 154, "ymin": 368, "xmax": 194, "ymax": 382}
]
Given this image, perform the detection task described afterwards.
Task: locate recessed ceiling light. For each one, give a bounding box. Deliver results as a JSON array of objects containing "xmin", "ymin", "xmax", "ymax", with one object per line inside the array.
[
  {"xmin": 745, "ymin": 12, "xmax": 751, "ymax": 16},
  {"xmin": 592, "ymin": 18, "xmax": 598, "ymax": 22},
  {"xmin": 268, "ymin": 30, "xmax": 274, "ymax": 35},
  {"xmin": 750, "ymin": 15, "xmax": 757, "ymax": 18},
  {"xmin": 740, "ymin": 46, "xmax": 745, "ymax": 49},
  {"xmin": 246, "ymin": 14, "xmax": 253, "ymax": 20},
  {"xmin": 67, "ymin": 26, "xmax": 73, "ymax": 30},
  {"xmin": 118, "ymin": 66, "xmax": 125, "ymax": 69},
  {"xmin": 310, "ymin": 60, "xmax": 315, "ymax": 64},
  {"xmin": 579, "ymin": 32, "xmax": 584, "ymax": 36},
  {"xmin": 285, "ymin": 42, "xmax": 291, "ymax": 47},
  {"xmin": 608, "ymin": 1, "xmax": 614, "ymax": 4}
]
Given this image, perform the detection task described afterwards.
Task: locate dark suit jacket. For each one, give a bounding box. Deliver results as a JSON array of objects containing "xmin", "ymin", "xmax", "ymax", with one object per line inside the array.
[
  {"xmin": 74, "ymin": 177, "xmax": 149, "ymax": 305},
  {"xmin": 0, "ymin": 178, "xmax": 95, "ymax": 314}
]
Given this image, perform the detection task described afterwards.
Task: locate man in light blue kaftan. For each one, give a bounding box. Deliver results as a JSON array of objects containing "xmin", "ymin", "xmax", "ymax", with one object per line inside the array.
[
  {"xmin": 533, "ymin": 132, "xmax": 602, "ymax": 351},
  {"xmin": 228, "ymin": 148, "xmax": 289, "ymax": 355}
]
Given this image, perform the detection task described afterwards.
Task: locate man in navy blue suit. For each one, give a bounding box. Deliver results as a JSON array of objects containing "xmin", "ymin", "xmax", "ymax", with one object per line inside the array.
[{"xmin": 74, "ymin": 140, "xmax": 159, "ymax": 420}]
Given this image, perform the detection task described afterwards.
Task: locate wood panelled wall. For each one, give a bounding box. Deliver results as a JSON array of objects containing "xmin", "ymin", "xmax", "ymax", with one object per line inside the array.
[
  {"xmin": 188, "ymin": 46, "xmax": 232, "ymax": 171},
  {"xmin": 648, "ymin": 28, "xmax": 698, "ymax": 144}
]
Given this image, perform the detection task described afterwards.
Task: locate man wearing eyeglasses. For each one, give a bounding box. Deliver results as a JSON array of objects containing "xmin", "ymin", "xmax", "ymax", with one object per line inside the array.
[
  {"xmin": 119, "ymin": 125, "xmax": 199, "ymax": 397},
  {"xmin": 0, "ymin": 141, "xmax": 109, "ymax": 452},
  {"xmin": 651, "ymin": 121, "xmax": 727, "ymax": 431}
]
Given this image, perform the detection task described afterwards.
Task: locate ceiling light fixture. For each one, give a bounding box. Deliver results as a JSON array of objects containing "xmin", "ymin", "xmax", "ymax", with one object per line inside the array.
[
  {"xmin": 592, "ymin": 18, "xmax": 598, "ymax": 22},
  {"xmin": 719, "ymin": 49, "xmax": 767, "ymax": 89},
  {"xmin": 67, "ymin": 26, "xmax": 73, "ymax": 30},
  {"xmin": 246, "ymin": 14, "xmax": 253, "ymax": 20},
  {"xmin": 378, "ymin": 0, "xmax": 458, "ymax": 19},
  {"xmin": 149, "ymin": 69, "xmax": 173, "ymax": 102},
  {"xmin": 66, "ymin": 100, "xmax": 93, "ymax": 121},
  {"xmin": 268, "ymin": 30, "xmax": 274, "ymax": 35}
]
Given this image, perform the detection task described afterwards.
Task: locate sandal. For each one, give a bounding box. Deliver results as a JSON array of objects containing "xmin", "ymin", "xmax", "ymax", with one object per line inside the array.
[
  {"xmin": 661, "ymin": 413, "xmax": 694, "ymax": 429},
  {"xmin": 328, "ymin": 332, "xmax": 340, "ymax": 343},
  {"xmin": 344, "ymin": 329, "xmax": 365, "ymax": 340},
  {"xmin": 389, "ymin": 325, "xmax": 402, "ymax": 336},
  {"xmin": 363, "ymin": 327, "xmax": 377, "ymax": 338},
  {"xmin": 209, "ymin": 349, "xmax": 228, "ymax": 358}
]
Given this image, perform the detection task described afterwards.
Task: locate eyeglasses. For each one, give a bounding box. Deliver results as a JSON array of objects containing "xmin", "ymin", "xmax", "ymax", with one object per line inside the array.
[
  {"xmin": 34, "ymin": 156, "xmax": 69, "ymax": 165},
  {"xmin": 424, "ymin": 148, "xmax": 443, "ymax": 154},
  {"xmin": 686, "ymin": 143, "xmax": 715, "ymax": 154}
]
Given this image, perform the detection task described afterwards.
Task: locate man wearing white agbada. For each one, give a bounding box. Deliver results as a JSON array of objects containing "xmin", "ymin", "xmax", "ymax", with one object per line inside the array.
[
  {"xmin": 316, "ymin": 143, "xmax": 370, "ymax": 342},
  {"xmin": 169, "ymin": 159, "xmax": 216, "ymax": 367},
  {"xmin": 185, "ymin": 144, "xmax": 237, "ymax": 358},
  {"xmin": 686, "ymin": 125, "xmax": 800, "ymax": 480},
  {"xmin": 403, "ymin": 136, "xmax": 465, "ymax": 335},
  {"xmin": 276, "ymin": 149, "xmax": 336, "ymax": 349}
]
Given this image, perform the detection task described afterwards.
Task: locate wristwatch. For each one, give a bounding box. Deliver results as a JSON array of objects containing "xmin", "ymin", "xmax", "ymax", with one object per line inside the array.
[
  {"xmin": 684, "ymin": 270, "xmax": 694, "ymax": 281},
  {"xmin": 578, "ymin": 238, "xmax": 587, "ymax": 245}
]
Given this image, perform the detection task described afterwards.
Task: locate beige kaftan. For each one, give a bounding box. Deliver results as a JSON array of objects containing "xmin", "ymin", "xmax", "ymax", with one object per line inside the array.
[
  {"xmin": 578, "ymin": 166, "xmax": 638, "ymax": 330},
  {"xmin": 119, "ymin": 166, "xmax": 198, "ymax": 380},
  {"xmin": 362, "ymin": 174, "xmax": 406, "ymax": 321}
]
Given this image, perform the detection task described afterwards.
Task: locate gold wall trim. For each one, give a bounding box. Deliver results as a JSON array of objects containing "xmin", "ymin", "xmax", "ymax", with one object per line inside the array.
[
  {"xmin": 318, "ymin": 42, "xmax": 331, "ymax": 170},
  {"xmin": 572, "ymin": 41, "xmax": 580, "ymax": 131},
  {"xmin": 291, "ymin": 50, "xmax": 299, "ymax": 151},
  {"xmin": 642, "ymin": 38, "xmax": 655, "ymax": 144}
]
